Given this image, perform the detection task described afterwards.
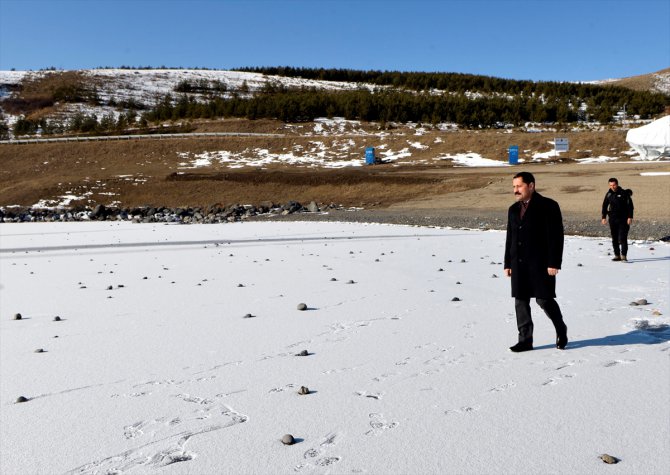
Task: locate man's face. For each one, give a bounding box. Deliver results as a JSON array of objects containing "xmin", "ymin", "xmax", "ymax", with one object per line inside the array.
[
  {"xmin": 513, "ymin": 177, "xmax": 534, "ymax": 202},
  {"xmin": 609, "ymin": 181, "xmax": 619, "ymax": 192}
]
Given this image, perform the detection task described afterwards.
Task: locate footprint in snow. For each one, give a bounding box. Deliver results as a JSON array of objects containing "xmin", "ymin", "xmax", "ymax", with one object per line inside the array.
[
  {"xmin": 603, "ymin": 359, "xmax": 637, "ymax": 367},
  {"xmin": 541, "ymin": 373, "xmax": 575, "ymax": 386},
  {"xmin": 355, "ymin": 390, "xmax": 383, "ymax": 400},
  {"xmin": 488, "ymin": 381, "xmax": 517, "ymax": 393},
  {"xmin": 365, "ymin": 413, "xmax": 398, "ymax": 436},
  {"xmin": 445, "ymin": 405, "xmax": 481, "ymax": 415},
  {"xmin": 67, "ymin": 404, "xmax": 247, "ymax": 474},
  {"xmin": 552, "ymin": 360, "xmax": 584, "ymax": 371},
  {"xmin": 294, "ymin": 433, "xmax": 341, "ymax": 472}
]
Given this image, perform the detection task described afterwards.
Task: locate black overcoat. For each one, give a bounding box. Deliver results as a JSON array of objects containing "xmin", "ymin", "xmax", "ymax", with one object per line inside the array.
[{"xmin": 504, "ymin": 192, "xmax": 564, "ymax": 299}]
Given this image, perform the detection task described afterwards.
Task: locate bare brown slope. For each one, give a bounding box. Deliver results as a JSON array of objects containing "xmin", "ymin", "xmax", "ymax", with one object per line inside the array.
[
  {"xmin": 1, "ymin": 121, "xmax": 668, "ymax": 228},
  {"xmin": 0, "ymin": 125, "xmax": 630, "ymax": 208},
  {"xmin": 604, "ymin": 67, "xmax": 670, "ymax": 93}
]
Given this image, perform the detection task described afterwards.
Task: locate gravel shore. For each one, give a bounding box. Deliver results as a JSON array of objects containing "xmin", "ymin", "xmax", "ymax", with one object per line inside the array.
[{"xmin": 255, "ymin": 207, "xmax": 670, "ymax": 242}]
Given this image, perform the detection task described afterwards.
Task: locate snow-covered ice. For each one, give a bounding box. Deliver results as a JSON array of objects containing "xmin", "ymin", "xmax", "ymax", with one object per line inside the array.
[{"xmin": 0, "ymin": 221, "xmax": 668, "ymax": 474}]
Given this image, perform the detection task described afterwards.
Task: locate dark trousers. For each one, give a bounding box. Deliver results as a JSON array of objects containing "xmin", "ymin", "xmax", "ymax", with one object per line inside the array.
[
  {"xmin": 514, "ymin": 298, "xmax": 567, "ymax": 343},
  {"xmin": 609, "ymin": 220, "xmax": 629, "ymax": 257}
]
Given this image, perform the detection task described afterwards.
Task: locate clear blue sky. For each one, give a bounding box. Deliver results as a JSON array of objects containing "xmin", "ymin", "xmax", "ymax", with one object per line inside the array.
[{"xmin": 1, "ymin": 0, "xmax": 668, "ymax": 82}]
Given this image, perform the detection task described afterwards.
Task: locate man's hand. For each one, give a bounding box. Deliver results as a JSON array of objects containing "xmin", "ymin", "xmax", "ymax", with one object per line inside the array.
[
  {"xmin": 627, "ymin": 218, "xmax": 633, "ymax": 225},
  {"xmin": 601, "ymin": 218, "xmax": 607, "ymax": 225},
  {"xmin": 548, "ymin": 268, "xmax": 559, "ymax": 276},
  {"xmin": 504, "ymin": 268, "xmax": 511, "ymax": 277}
]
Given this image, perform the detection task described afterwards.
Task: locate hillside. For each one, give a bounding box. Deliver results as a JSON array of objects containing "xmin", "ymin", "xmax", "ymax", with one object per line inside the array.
[
  {"xmin": 1, "ymin": 67, "xmax": 667, "ymax": 139},
  {"xmin": 594, "ymin": 67, "xmax": 670, "ymax": 94},
  {"xmin": 0, "ymin": 69, "xmax": 372, "ymax": 134}
]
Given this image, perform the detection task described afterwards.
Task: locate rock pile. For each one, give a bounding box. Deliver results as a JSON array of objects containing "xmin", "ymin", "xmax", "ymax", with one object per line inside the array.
[{"xmin": 0, "ymin": 201, "xmax": 337, "ymax": 224}]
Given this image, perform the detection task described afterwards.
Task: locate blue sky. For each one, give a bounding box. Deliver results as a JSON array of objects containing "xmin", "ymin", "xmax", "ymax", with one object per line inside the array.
[{"xmin": 1, "ymin": 0, "xmax": 668, "ymax": 82}]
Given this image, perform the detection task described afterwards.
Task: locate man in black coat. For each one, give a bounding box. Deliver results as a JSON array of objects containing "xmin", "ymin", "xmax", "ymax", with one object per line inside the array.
[
  {"xmin": 601, "ymin": 177, "xmax": 634, "ymax": 261},
  {"xmin": 504, "ymin": 172, "xmax": 568, "ymax": 352}
]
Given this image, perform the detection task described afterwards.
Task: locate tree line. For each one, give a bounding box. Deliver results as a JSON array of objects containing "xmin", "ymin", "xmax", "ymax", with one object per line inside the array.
[
  {"xmin": 9, "ymin": 110, "xmax": 146, "ymax": 137},
  {"xmin": 140, "ymin": 84, "xmax": 665, "ymax": 127},
  {"xmin": 239, "ymin": 66, "xmax": 667, "ymax": 99}
]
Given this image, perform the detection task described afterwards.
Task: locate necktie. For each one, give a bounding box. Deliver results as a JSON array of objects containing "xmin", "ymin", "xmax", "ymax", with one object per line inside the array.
[{"xmin": 520, "ymin": 201, "xmax": 528, "ymax": 219}]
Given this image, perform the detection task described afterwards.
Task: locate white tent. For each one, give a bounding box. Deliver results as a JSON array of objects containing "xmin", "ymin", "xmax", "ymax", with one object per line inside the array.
[{"xmin": 626, "ymin": 115, "xmax": 670, "ymax": 160}]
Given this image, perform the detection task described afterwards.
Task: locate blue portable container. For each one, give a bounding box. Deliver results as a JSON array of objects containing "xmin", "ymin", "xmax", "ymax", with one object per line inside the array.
[
  {"xmin": 365, "ymin": 147, "xmax": 376, "ymax": 165},
  {"xmin": 508, "ymin": 145, "xmax": 519, "ymax": 165}
]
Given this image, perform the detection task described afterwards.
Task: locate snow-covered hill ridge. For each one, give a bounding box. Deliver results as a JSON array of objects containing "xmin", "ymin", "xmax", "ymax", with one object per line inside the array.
[
  {"xmin": 0, "ymin": 68, "xmax": 372, "ymax": 102},
  {"xmin": 0, "ymin": 69, "xmax": 379, "ymax": 132},
  {"xmin": 0, "ymin": 68, "xmax": 666, "ymax": 141},
  {"xmin": 2, "ymin": 67, "xmax": 668, "ymax": 108},
  {"xmin": 587, "ymin": 67, "xmax": 670, "ymax": 95}
]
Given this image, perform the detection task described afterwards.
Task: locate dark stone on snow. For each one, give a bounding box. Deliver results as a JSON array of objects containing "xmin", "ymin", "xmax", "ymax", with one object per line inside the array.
[
  {"xmin": 599, "ymin": 454, "xmax": 619, "ymax": 464},
  {"xmin": 298, "ymin": 386, "xmax": 310, "ymax": 395}
]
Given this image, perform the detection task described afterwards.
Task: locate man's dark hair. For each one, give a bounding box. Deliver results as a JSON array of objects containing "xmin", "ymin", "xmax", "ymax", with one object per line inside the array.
[
  {"xmin": 513, "ymin": 171, "xmax": 535, "ymax": 185},
  {"xmin": 608, "ymin": 177, "xmax": 618, "ymax": 184}
]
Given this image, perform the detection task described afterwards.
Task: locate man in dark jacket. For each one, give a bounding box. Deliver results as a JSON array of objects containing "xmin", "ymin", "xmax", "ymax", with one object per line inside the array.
[
  {"xmin": 601, "ymin": 177, "xmax": 634, "ymax": 261},
  {"xmin": 504, "ymin": 172, "xmax": 568, "ymax": 352}
]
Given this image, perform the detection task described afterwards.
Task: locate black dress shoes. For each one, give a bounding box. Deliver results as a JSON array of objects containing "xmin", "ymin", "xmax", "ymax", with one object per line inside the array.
[
  {"xmin": 509, "ymin": 341, "xmax": 533, "ymax": 352},
  {"xmin": 556, "ymin": 333, "xmax": 568, "ymax": 350}
]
